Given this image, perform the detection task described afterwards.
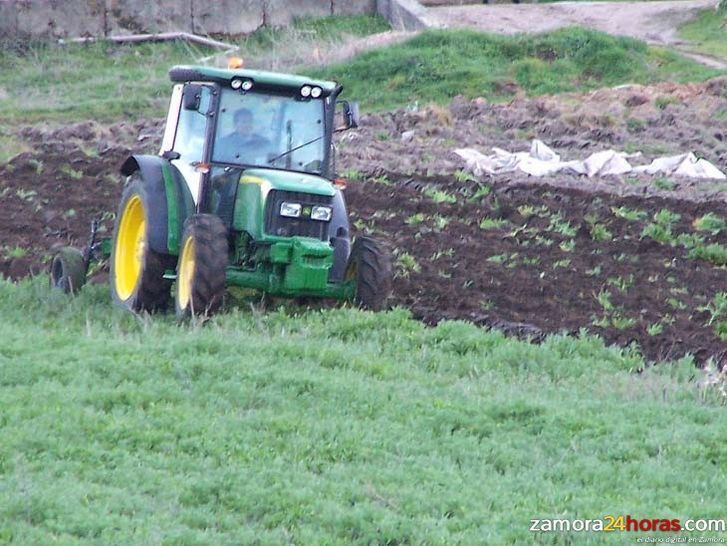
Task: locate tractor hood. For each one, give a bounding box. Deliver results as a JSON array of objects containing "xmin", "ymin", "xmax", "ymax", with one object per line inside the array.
[{"xmin": 240, "ymin": 168, "xmax": 335, "ymax": 197}]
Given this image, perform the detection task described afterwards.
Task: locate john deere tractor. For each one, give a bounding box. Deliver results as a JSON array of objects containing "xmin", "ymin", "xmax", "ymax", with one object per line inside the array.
[{"xmin": 50, "ymin": 64, "xmax": 392, "ymax": 317}]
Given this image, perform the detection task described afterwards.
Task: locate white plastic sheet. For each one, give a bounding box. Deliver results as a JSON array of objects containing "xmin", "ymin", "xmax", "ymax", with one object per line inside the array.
[{"xmin": 454, "ymin": 140, "xmax": 726, "ymax": 180}]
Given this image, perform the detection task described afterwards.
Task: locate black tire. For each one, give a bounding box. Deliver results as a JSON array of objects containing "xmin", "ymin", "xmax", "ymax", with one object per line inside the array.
[
  {"xmin": 175, "ymin": 214, "xmax": 228, "ymax": 319},
  {"xmin": 110, "ymin": 175, "xmax": 172, "ymax": 313},
  {"xmin": 49, "ymin": 247, "xmax": 86, "ymax": 294},
  {"xmin": 344, "ymin": 236, "xmax": 392, "ymax": 311}
]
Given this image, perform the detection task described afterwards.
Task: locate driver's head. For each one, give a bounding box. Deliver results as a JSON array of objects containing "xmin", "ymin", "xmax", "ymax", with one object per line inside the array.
[{"xmin": 233, "ymin": 108, "xmax": 254, "ymax": 136}]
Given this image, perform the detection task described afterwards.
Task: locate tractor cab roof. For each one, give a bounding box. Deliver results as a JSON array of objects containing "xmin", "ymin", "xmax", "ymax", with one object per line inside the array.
[{"xmin": 169, "ymin": 65, "xmax": 339, "ymax": 97}]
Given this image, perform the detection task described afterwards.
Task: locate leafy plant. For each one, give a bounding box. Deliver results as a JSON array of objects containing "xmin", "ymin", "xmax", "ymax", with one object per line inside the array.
[
  {"xmin": 425, "ymin": 188, "xmax": 457, "ymax": 204},
  {"xmin": 607, "ymin": 275, "xmax": 634, "ymax": 293},
  {"xmin": 653, "ymin": 177, "xmax": 676, "ymax": 191},
  {"xmin": 611, "ymin": 315, "xmax": 636, "ymax": 330},
  {"xmin": 595, "ymin": 289, "xmax": 615, "ymax": 312},
  {"xmin": 395, "ymin": 252, "xmax": 421, "ymax": 277},
  {"xmin": 468, "ymin": 184, "xmax": 492, "ymax": 201},
  {"xmin": 432, "ymin": 215, "xmax": 451, "ymax": 230},
  {"xmin": 647, "ymin": 322, "xmax": 665, "ymax": 336},
  {"xmin": 653, "ymin": 208, "xmax": 681, "ymax": 227},
  {"xmin": 548, "ymin": 213, "xmax": 577, "ymax": 237},
  {"xmin": 4, "ymin": 246, "xmax": 27, "ymax": 259},
  {"xmin": 559, "ymin": 240, "xmax": 576, "ymax": 252},
  {"xmin": 479, "ymin": 217, "xmax": 510, "ymax": 230},
  {"xmin": 641, "ymin": 223, "xmax": 671, "ymax": 244},
  {"xmin": 688, "ymin": 243, "xmax": 727, "ymax": 266},
  {"xmin": 405, "ymin": 213, "xmax": 426, "ymax": 225},
  {"xmin": 454, "ymin": 169, "xmax": 476, "ymax": 183},
  {"xmin": 693, "ymin": 213, "xmax": 725, "ymax": 235},
  {"xmin": 590, "ymin": 223, "xmax": 613, "ymax": 242},
  {"xmin": 702, "ymin": 292, "xmax": 727, "ymax": 340},
  {"xmin": 611, "ymin": 206, "xmax": 647, "ymax": 222}
]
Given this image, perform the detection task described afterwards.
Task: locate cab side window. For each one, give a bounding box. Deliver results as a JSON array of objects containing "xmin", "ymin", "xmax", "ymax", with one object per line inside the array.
[{"xmin": 172, "ymin": 85, "xmax": 211, "ymax": 203}]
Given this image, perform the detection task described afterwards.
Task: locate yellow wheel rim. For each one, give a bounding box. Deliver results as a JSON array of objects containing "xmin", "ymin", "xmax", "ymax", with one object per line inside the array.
[
  {"xmin": 114, "ymin": 194, "xmax": 146, "ymax": 301},
  {"xmin": 177, "ymin": 236, "xmax": 196, "ymax": 310}
]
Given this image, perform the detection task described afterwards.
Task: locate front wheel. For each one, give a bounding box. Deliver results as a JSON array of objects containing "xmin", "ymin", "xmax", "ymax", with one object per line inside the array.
[
  {"xmin": 175, "ymin": 214, "xmax": 228, "ymax": 319},
  {"xmin": 110, "ymin": 176, "xmax": 172, "ymax": 312},
  {"xmin": 344, "ymin": 236, "xmax": 392, "ymax": 311}
]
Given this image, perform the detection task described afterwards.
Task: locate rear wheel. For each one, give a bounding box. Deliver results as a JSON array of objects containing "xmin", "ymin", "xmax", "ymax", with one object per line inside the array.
[
  {"xmin": 110, "ymin": 176, "xmax": 172, "ymax": 312},
  {"xmin": 175, "ymin": 214, "xmax": 228, "ymax": 319},
  {"xmin": 49, "ymin": 247, "xmax": 86, "ymax": 294},
  {"xmin": 345, "ymin": 236, "xmax": 392, "ymax": 310}
]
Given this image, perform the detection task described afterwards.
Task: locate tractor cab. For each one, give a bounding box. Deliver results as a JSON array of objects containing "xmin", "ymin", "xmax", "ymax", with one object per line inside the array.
[{"xmin": 160, "ymin": 65, "xmax": 358, "ymax": 216}]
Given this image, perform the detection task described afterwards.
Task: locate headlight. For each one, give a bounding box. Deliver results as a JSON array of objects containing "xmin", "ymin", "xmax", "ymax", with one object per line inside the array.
[
  {"xmin": 231, "ymin": 78, "xmax": 253, "ymax": 91},
  {"xmin": 300, "ymin": 85, "xmax": 312, "ymax": 98},
  {"xmin": 280, "ymin": 202, "xmax": 302, "ymax": 218},
  {"xmin": 310, "ymin": 86, "xmax": 322, "ymax": 98},
  {"xmin": 310, "ymin": 205, "xmax": 332, "ymax": 222}
]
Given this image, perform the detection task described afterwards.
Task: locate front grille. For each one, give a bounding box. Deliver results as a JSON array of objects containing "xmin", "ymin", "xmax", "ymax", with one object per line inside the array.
[{"xmin": 264, "ymin": 190, "xmax": 333, "ymax": 241}]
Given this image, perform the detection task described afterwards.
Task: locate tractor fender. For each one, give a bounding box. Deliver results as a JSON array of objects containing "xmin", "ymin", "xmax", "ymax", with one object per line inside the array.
[
  {"xmin": 120, "ymin": 155, "xmax": 195, "ymax": 256},
  {"xmin": 328, "ymin": 188, "xmax": 351, "ymax": 282}
]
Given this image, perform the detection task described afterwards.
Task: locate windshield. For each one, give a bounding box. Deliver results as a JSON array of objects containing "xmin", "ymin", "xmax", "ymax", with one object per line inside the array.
[{"xmin": 212, "ymin": 88, "xmax": 326, "ymax": 175}]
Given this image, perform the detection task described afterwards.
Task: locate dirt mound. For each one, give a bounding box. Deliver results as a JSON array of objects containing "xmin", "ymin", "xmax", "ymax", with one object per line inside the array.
[
  {"xmin": 338, "ymin": 77, "xmax": 727, "ymax": 202},
  {"xmin": 1, "ymin": 80, "xmax": 724, "ymax": 363}
]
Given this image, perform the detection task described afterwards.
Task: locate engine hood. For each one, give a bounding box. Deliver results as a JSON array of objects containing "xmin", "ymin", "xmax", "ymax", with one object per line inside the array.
[{"xmin": 240, "ymin": 168, "xmax": 335, "ymax": 197}]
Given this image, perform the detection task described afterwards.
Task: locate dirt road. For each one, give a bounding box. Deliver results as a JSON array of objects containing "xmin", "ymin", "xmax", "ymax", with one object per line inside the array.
[
  {"xmin": 427, "ymin": 0, "xmax": 713, "ymax": 42},
  {"xmin": 425, "ymin": 0, "xmax": 725, "ymax": 67}
]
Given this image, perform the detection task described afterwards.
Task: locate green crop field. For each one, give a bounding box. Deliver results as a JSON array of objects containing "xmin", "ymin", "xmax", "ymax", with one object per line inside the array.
[{"xmin": 0, "ymin": 279, "xmax": 725, "ymax": 544}]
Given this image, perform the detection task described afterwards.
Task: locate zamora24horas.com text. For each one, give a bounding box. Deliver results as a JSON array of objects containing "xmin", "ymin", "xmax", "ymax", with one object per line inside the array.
[{"xmin": 530, "ymin": 515, "xmax": 726, "ymax": 534}]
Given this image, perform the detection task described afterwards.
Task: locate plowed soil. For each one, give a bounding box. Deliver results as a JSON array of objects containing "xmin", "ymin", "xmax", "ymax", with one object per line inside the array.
[{"xmin": 1, "ymin": 80, "xmax": 725, "ymax": 364}]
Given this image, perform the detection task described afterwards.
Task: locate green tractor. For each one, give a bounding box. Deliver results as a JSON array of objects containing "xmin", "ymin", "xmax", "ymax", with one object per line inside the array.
[{"xmin": 50, "ymin": 64, "xmax": 392, "ymax": 317}]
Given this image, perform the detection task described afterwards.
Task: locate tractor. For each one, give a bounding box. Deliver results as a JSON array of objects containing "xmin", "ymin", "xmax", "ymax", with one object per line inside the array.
[{"xmin": 49, "ymin": 62, "xmax": 392, "ymax": 317}]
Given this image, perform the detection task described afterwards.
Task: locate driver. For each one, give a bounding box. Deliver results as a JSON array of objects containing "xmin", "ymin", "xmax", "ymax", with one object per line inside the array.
[{"xmin": 215, "ymin": 108, "xmax": 270, "ymax": 162}]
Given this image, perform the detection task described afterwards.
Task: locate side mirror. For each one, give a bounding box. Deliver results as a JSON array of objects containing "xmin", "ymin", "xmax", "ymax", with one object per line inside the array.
[
  {"xmin": 336, "ymin": 100, "xmax": 360, "ymax": 131},
  {"xmin": 182, "ymin": 84, "xmax": 202, "ymax": 111}
]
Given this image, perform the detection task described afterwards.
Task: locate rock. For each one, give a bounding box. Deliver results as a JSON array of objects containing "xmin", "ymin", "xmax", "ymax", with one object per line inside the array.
[{"xmin": 401, "ymin": 130, "xmax": 416, "ymax": 142}]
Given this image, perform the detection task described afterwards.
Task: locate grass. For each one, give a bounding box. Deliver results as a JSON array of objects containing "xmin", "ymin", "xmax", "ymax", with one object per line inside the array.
[
  {"xmin": 0, "ymin": 41, "xmax": 208, "ymax": 124},
  {"xmin": 310, "ymin": 27, "xmax": 723, "ymax": 111},
  {"xmin": 0, "ymin": 15, "xmax": 390, "ymax": 124},
  {"xmin": 0, "ymin": 279, "xmax": 725, "ymax": 544},
  {"xmin": 1, "ymin": 25, "xmax": 721, "ymax": 124},
  {"xmin": 678, "ymin": 8, "xmax": 727, "ymax": 60}
]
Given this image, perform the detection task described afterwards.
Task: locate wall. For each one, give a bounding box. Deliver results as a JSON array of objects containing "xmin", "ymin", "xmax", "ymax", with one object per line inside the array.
[{"xmin": 0, "ymin": 0, "xmax": 379, "ymax": 39}]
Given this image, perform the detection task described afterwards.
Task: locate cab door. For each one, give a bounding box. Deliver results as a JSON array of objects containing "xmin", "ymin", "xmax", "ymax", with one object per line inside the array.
[{"xmin": 168, "ymin": 84, "xmax": 213, "ymax": 206}]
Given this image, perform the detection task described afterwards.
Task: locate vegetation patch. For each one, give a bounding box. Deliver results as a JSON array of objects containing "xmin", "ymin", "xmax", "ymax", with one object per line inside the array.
[
  {"xmin": 0, "ymin": 16, "xmax": 390, "ymax": 123},
  {"xmin": 0, "ymin": 279, "xmax": 725, "ymax": 544},
  {"xmin": 678, "ymin": 7, "xmax": 727, "ymax": 60},
  {"xmin": 311, "ymin": 27, "xmax": 721, "ymax": 111}
]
